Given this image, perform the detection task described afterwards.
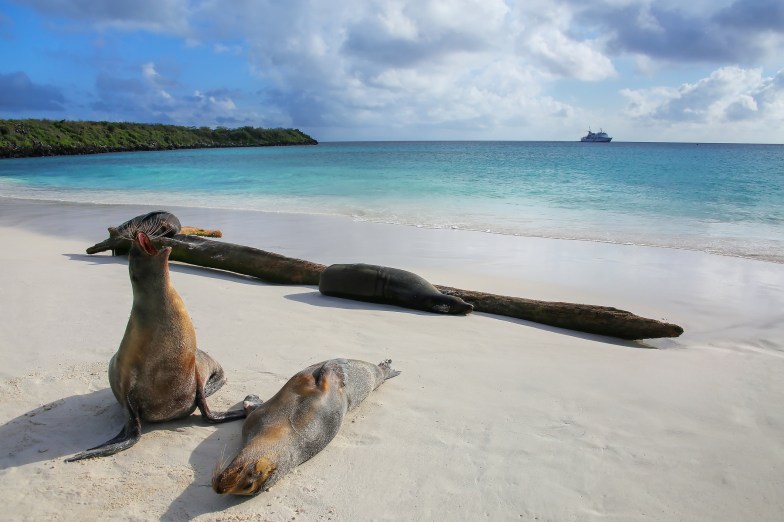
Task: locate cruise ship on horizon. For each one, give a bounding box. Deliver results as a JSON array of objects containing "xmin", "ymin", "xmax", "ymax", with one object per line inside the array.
[{"xmin": 580, "ymin": 128, "xmax": 612, "ymax": 142}]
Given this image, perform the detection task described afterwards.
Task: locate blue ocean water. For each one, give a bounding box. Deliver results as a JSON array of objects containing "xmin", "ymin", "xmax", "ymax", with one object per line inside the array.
[{"xmin": 1, "ymin": 141, "xmax": 783, "ymax": 262}]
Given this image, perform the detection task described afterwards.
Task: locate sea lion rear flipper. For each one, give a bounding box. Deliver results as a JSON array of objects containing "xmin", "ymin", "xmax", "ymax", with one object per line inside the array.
[
  {"xmin": 378, "ymin": 359, "xmax": 401, "ymax": 380},
  {"xmin": 195, "ymin": 368, "xmax": 247, "ymax": 424},
  {"xmin": 242, "ymin": 394, "xmax": 264, "ymax": 415},
  {"xmin": 65, "ymin": 399, "xmax": 142, "ymax": 462}
]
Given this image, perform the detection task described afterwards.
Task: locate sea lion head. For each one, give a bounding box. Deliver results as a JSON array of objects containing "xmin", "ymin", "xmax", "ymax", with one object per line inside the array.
[
  {"xmin": 128, "ymin": 231, "xmax": 172, "ymax": 290},
  {"xmin": 212, "ymin": 456, "xmax": 277, "ymax": 496},
  {"xmin": 115, "ymin": 211, "xmax": 182, "ymax": 240},
  {"xmin": 426, "ymin": 294, "xmax": 474, "ymax": 315}
]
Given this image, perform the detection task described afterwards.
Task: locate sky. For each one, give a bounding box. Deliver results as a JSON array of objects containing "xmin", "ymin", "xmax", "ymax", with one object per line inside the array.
[{"xmin": 1, "ymin": 0, "xmax": 783, "ymax": 143}]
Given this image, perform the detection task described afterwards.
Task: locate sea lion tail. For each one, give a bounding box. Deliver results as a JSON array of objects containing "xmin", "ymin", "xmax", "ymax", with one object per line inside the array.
[{"xmin": 378, "ymin": 359, "xmax": 401, "ymax": 380}]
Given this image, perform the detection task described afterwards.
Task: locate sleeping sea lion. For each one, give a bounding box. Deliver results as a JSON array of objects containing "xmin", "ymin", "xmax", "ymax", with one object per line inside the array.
[
  {"xmin": 318, "ymin": 263, "xmax": 473, "ymax": 315},
  {"xmin": 66, "ymin": 231, "xmax": 245, "ymax": 462},
  {"xmin": 212, "ymin": 358, "xmax": 400, "ymax": 495}
]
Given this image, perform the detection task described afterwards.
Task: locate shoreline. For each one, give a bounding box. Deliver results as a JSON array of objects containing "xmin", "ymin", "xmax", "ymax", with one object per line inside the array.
[
  {"xmin": 1, "ymin": 198, "xmax": 783, "ymax": 520},
  {"xmin": 4, "ymin": 194, "xmax": 782, "ymax": 266}
]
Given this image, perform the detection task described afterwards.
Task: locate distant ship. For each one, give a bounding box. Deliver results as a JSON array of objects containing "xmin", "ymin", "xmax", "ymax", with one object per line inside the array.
[{"xmin": 580, "ymin": 128, "xmax": 612, "ymax": 142}]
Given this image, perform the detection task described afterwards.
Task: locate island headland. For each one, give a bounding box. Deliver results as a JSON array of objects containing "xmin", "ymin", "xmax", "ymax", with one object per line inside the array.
[{"xmin": 0, "ymin": 119, "xmax": 318, "ymax": 158}]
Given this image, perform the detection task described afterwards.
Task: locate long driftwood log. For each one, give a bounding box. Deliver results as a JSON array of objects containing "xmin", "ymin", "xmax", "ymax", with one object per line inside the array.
[
  {"xmin": 87, "ymin": 234, "xmax": 325, "ymax": 285},
  {"xmin": 86, "ymin": 234, "xmax": 683, "ymax": 340},
  {"xmin": 435, "ymin": 286, "xmax": 682, "ymax": 340}
]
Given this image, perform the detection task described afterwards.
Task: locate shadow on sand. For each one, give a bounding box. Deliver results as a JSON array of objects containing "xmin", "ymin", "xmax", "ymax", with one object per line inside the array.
[
  {"xmin": 286, "ymin": 290, "xmax": 656, "ymax": 349},
  {"xmin": 0, "ymin": 389, "xmax": 249, "ymax": 471},
  {"xmin": 64, "ymin": 253, "xmax": 277, "ymax": 287},
  {"xmin": 160, "ymin": 416, "xmax": 254, "ymax": 519}
]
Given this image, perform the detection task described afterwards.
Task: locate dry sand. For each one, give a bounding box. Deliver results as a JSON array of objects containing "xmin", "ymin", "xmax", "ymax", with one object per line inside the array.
[{"xmin": 1, "ymin": 198, "xmax": 783, "ymax": 521}]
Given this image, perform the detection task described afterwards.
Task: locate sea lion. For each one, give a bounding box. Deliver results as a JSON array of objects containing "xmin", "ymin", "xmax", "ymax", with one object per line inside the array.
[
  {"xmin": 212, "ymin": 358, "xmax": 400, "ymax": 495},
  {"xmin": 66, "ymin": 231, "xmax": 245, "ymax": 462},
  {"xmin": 109, "ymin": 210, "xmax": 182, "ymax": 239},
  {"xmin": 319, "ymin": 263, "xmax": 473, "ymax": 315}
]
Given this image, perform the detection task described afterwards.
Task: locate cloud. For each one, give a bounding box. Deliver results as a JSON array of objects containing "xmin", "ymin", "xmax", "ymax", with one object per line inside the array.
[
  {"xmin": 90, "ymin": 64, "xmax": 245, "ymax": 126},
  {"xmin": 621, "ymin": 66, "xmax": 784, "ymax": 124},
  {"xmin": 20, "ymin": 0, "xmax": 191, "ymax": 33},
  {"xmin": 0, "ymin": 71, "xmax": 66, "ymax": 111},
  {"xmin": 185, "ymin": 0, "xmax": 603, "ymax": 136},
  {"xmin": 571, "ymin": 0, "xmax": 784, "ymax": 65},
  {"xmin": 9, "ymin": 0, "xmax": 784, "ymax": 140},
  {"xmin": 714, "ymin": 0, "xmax": 784, "ymax": 32}
]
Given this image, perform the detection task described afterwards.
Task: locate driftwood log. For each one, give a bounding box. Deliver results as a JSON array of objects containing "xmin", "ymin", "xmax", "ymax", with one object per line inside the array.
[
  {"xmin": 87, "ymin": 234, "xmax": 325, "ymax": 285},
  {"xmin": 435, "ymin": 286, "xmax": 682, "ymax": 340},
  {"xmin": 86, "ymin": 233, "xmax": 683, "ymax": 340}
]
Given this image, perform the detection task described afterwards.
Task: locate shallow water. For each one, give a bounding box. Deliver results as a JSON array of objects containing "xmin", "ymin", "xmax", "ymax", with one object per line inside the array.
[{"xmin": 1, "ymin": 141, "xmax": 782, "ymax": 262}]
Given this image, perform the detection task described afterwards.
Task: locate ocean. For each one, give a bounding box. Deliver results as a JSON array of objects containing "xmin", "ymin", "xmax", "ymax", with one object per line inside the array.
[{"xmin": 1, "ymin": 141, "xmax": 782, "ymax": 263}]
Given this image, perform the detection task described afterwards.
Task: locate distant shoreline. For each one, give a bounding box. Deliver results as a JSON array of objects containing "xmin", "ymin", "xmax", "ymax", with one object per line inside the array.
[{"xmin": 0, "ymin": 119, "xmax": 318, "ymax": 159}]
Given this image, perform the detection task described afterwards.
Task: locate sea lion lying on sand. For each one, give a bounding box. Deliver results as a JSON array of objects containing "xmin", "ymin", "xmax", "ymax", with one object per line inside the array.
[
  {"xmin": 212, "ymin": 358, "xmax": 400, "ymax": 495},
  {"xmin": 319, "ymin": 263, "xmax": 473, "ymax": 315}
]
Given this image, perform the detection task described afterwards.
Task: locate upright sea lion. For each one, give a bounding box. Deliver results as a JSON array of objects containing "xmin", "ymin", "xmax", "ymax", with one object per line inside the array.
[
  {"xmin": 66, "ymin": 231, "xmax": 245, "ymax": 462},
  {"xmin": 319, "ymin": 263, "xmax": 473, "ymax": 315},
  {"xmin": 212, "ymin": 358, "xmax": 400, "ymax": 495}
]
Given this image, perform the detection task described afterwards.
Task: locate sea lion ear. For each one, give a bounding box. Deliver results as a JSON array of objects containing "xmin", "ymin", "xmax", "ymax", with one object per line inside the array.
[{"xmin": 108, "ymin": 226, "xmax": 119, "ymax": 237}]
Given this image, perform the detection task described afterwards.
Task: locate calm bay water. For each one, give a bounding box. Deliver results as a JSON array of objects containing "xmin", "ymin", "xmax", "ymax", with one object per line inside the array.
[{"xmin": 1, "ymin": 141, "xmax": 783, "ymax": 262}]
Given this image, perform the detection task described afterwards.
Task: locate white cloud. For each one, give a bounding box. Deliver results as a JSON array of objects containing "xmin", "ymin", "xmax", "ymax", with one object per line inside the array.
[
  {"xmin": 622, "ymin": 66, "xmax": 784, "ymax": 123},
  {"xmin": 618, "ymin": 66, "xmax": 784, "ymax": 141},
  {"xmin": 16, "ymin": 0, "xmax": 784, "ymax": 140},
  {"xmin": 141, "ymin": 62, "xmax": 161, "ymax": 82},
  {"xmin": 184, "ymin": 0, "xmax": 611, "ymax": 136}
]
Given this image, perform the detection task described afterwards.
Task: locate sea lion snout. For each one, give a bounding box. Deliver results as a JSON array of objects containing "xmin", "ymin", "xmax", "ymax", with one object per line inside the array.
[
  {"xmin": 212, "ymin": 458, "xmax": 276, "ymax": 496},
  {"xmin": 427, "ymin": 295, "xmax": 473, "ymax": 315}
]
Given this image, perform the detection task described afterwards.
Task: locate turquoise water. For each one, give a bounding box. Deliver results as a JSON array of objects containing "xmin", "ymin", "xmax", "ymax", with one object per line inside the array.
[{"xmin": 1, "ymin": 141, "xmax": 783, "ymax": 262}]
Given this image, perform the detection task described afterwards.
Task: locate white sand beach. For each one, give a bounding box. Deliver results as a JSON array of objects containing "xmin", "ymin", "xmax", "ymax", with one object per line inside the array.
[{"xmin": 1, "ymin": 197, "xmax": 783, "ymax": 521}]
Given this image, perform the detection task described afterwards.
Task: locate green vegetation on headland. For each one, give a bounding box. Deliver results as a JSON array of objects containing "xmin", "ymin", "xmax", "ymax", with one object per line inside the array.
[{"xmin": 0, "ymin": 119, "xmax": 318, "ymax": 158}]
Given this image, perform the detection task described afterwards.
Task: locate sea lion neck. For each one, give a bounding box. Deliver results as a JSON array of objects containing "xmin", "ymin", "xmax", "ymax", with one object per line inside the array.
[{"xmin": 128, "ymin": 241, "xmax": 173, "ymax": 304}]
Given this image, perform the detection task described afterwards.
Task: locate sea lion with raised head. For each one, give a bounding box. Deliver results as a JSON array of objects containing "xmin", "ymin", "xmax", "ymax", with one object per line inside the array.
[
  {"xmin": 66, "ymin": 230, "xmax": 245, "ymax": 462},
  {"xmin": 319, "ymin": 263, "xmax": 473, "ymax": 315},
  {"xmin": 212, "ymin": 358, "xmax": 400, "ymax": 495}
]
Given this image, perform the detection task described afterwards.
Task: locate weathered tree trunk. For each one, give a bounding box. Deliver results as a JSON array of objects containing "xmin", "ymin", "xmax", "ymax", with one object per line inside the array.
[
  {"xmin": 434, "ymin": 285, "xmax": 683, "ymax": 340},
  {"xmin": 87, "ymin": 234, "xmax": 325, "ymax": 285},
  {"xmin": 86, "ymin": 234, "xmax": 683, "ymax": 339}
]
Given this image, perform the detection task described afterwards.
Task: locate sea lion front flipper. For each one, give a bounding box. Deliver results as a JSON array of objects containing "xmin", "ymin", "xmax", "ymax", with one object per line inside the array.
[
  {"xmin": 65, "ymin": 396, "xmax": 142, "ymax": 462},
  {"xmin": 194, "ymin": 367, "xmax": 246, "ymax": 424}
]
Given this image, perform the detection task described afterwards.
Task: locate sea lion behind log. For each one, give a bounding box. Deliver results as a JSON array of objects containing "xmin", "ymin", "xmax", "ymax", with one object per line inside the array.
[
  {"xmin": 319, "ymin": 263, "xmax": 473, "ymax": 315},
  {"xmin": 212, "ymin": 358, "xmax": 400, "ymax": 495},
  {"xmin": 66, "ymin": 231, "xmax": 245, "ymax": 462},
  {"xmin": 109, "ymin": 210, "xmax": 182, "ymax": 239}
]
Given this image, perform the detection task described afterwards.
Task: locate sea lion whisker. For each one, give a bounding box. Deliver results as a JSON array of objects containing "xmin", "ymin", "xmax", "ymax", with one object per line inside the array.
[{"xmin": 212, "ymin": 446, "xmax": 231, "ymax": 484}]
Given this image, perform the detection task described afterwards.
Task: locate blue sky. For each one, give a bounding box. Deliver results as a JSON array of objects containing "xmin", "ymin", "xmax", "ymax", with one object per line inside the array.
[{"xmin": 1, "ymin": 0, "xmax": 783, "ymax": 143}]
